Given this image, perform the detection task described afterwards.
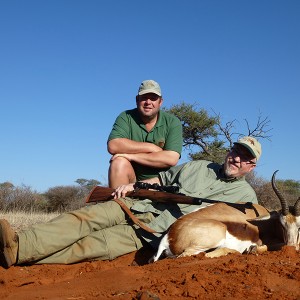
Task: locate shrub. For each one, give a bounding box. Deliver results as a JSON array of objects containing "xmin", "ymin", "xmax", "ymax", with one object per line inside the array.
[
  {"xmin": 247, "ymin": 172, "xmax": 300, "ymax": 211},
  {"xmin": 0, "ymin": 183, "xmax": 43, "ymax": 212},
  {"xmin": 44, "ymin": 186, "xmax": 87, "ymax": 212}
]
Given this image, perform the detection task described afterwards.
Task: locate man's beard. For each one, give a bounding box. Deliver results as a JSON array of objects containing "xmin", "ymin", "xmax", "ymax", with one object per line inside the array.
[{"xmin": 224, "ymin": 162, "xmax": 237, "ymax": 178}]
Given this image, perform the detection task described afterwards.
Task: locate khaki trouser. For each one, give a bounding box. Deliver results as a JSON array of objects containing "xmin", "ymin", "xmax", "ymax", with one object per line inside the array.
[{"xmin": 17, "ymin": 199, "xmax": 144, "ymax": 264}]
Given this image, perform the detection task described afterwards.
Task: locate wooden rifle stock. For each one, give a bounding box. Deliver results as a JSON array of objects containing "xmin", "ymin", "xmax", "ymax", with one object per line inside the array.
[
  {"xmin": 85, "ymin": 186, "xmax": 253, "ymax": 208},
  {"xmin": 86, "ymin": 186, "xmax": 207, "ymax": 205}
]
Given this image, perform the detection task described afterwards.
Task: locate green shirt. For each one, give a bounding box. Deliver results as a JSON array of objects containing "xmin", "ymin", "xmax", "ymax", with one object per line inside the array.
[
  {"xmin": 131, "ymin": 160, "xmax": 258, "ymax": 247},
  {"xmin": 108, "ymin": 108, "xmax": 183, "ymax": 180}
]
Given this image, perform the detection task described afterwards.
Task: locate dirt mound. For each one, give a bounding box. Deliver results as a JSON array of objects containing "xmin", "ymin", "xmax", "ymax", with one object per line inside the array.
[{"xmin": 0, "ymin": 246, "xmax": 299, "ymax": 299}]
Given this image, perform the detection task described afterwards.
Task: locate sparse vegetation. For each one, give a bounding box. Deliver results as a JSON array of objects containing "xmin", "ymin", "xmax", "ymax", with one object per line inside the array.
[
  {"xmin": 0, "ymin": 179, "xmax": 102, "ymax": 230},
  {"xmin": 247, "ymin": 171, "xmax": 300, "ymax": 210},
  {"xmin": 0, "ymin": 178, "xmax": 100, "ymax": 214},
  {"xmin": 0, "ymin": 211, "xmax": 59, "ymax": 231}
]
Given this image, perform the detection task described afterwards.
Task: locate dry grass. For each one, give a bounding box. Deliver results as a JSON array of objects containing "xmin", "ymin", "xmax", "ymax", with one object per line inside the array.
[{"xmin": 0, "ymin": 211, "xmax": 60, "ymax": 232}]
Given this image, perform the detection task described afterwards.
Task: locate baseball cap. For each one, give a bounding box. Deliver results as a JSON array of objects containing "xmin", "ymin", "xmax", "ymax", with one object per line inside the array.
[
  {"xmin": 234, "ymin": 136, "xmax": 262, "ymax": 160},
  {"xmin": 138, "ymin": 80, "xmax": 161, "ymax": 96}
]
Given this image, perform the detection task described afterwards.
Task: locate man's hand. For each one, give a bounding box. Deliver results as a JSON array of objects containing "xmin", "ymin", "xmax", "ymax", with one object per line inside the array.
[
  {"xmin": 111, "ymin": 177, "xmax": 161, "ymax": 199},
  {"xmin": 112, "ymin": 183, "xmax": 135, "ymax": 199}
]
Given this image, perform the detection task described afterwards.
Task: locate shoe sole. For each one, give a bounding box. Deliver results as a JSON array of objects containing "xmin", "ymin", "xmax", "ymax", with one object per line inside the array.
[{"xmin": 0, "ymin": 219, "xmax": 18, "ymax": 268}]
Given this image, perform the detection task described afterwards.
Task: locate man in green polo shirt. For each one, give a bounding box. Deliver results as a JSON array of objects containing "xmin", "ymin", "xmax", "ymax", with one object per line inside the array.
[
  {"xmin": 107, "ymin": 79, "xmax": 183, "ymax": 188},
  {"xmin": 1, "ymin": 136, "xmax": 262, "ymax": 268}
]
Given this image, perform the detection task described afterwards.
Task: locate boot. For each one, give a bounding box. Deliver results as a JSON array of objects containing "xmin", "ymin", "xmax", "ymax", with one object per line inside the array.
[{"xmin": 0, "ymin": 219, "xmax": 18, "ymax": 268}]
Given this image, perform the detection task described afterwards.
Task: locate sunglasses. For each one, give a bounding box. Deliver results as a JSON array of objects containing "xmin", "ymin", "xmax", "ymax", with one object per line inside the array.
[{"xmin": 230, "ymin": 147, "xmax": 256, "ymax": 165}]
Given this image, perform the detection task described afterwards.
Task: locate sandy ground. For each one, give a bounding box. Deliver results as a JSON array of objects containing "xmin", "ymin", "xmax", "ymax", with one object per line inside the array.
[{"xmin": 0, "ymin": 245, "xmax": 299, "ymax": 300}]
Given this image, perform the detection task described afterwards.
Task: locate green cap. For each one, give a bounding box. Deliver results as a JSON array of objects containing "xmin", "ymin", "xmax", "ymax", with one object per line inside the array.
[
  {"xmin": 234, "ymin": 136, "xmax": 262, "ymax": 160},
  {"xmin": 138, "ymin": 80, "xmax": 161, "ymax": 96}
]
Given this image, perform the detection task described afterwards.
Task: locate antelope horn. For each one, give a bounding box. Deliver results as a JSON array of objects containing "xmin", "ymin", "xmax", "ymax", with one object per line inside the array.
[
  {"xmin": 294, "ymin": 197, "xmax": 300, "ymax": 216},
  {"xmin": 271, "ymin": 170, "xmax": 289, "ymax": 216}
]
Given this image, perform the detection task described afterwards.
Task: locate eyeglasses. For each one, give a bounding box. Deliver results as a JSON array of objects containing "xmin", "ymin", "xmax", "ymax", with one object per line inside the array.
[{"xmin": 229, "ymin": 147, "xmax": 256, "ymax": 165}]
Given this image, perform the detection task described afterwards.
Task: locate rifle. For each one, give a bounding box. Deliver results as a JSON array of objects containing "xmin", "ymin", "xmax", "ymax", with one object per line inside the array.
[{"xmin": 86, "ymin": 182, "xmax": 253, "ymax": 209}]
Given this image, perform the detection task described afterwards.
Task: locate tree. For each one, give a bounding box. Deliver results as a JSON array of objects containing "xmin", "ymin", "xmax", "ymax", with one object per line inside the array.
[
  {"xmin": 75, "ymin": 178, "xmax": 101, "ymax": 192},
  {"xmin": 165, "ymin": 102, "xmax": 272, "ymax": 163}
]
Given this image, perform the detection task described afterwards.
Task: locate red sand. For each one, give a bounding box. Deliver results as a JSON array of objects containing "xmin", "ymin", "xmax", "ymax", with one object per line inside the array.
[{"xmin": 0, "ymin": 246, "xmax": 299, "ymax": 299}]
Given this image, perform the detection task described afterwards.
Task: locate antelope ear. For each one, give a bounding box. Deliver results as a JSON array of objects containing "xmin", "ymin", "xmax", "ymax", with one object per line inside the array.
[
  {"xmin": 247, "ymin": 215, "xmax": 270, "ymax": 222},
  {"xmin": 247, "ymin": 211, "xmax": 279, "ymax": 223}
]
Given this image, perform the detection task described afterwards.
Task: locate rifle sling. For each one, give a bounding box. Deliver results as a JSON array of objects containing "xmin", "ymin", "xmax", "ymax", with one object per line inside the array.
[{"xmin": 113, "ymin": 198, "xmax": 157, "ymax": 234}]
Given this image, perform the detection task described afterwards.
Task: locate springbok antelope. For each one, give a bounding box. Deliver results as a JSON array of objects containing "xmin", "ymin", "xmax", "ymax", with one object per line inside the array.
[{"xmin": 151, "ymin": 170, "xmax": 300, "ymax": 262}]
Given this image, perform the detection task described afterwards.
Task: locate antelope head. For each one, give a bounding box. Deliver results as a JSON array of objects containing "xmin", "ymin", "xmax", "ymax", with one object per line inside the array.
[{"xmin": 272, "ymin": 170, "xmax": 300, "ymax": 250}]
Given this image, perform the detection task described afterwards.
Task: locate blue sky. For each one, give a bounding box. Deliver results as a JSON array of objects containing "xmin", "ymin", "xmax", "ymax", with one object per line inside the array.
[{"xmin": 1, "ymin": 0, "xmax": 299, "ymax": 192}]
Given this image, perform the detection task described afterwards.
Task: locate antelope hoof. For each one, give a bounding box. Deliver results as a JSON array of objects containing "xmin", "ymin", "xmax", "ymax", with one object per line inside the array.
[
  {"xmin": 248, "ymin": 244, "xmax": 268, "ymax": 254},
  {"xmin": 205, "ymin": 247, "xmax": 239, "ymax": 258}
]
